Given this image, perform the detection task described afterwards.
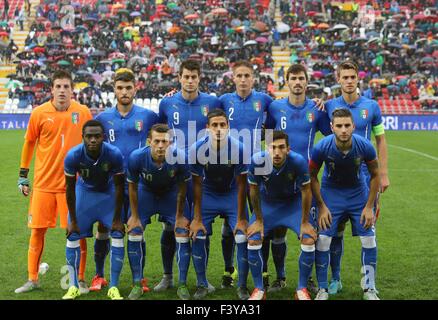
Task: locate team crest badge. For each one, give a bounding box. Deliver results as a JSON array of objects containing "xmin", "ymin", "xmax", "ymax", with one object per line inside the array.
[
  {"xmin": 72, "ymin": 113, "xmax": 79, "ymax": 124},
  {"xmin": 306, "ymin": 111, "xmax": 314, "ymax": 123},
  {"xmin": 169, "ymin": 169, "xmax": 176, "ymax": 178},
  {"xmin": 361, "ymin": 109, "xmax": 368, "ymax": 119},
  {"xmin": 253, "ymin": 101, "xmax": 261, "ymax": 112},
  {"xmin": 101, "ymin": 162, "xmax": 110, "ymax": 172},
  {"xmin": 135, "ymin": 120, "xmax": 143, "ymax": 132},
  {"xmin": 201, "ymin": 106, "xmax": 209, "ymax": 117},
  {"xmin": 288, "ymin": 173, "xmax": 295, "ymax": 181},
  {"xmin": 354, "ymin": 157, "xmax": 362, "ymax": 167}
]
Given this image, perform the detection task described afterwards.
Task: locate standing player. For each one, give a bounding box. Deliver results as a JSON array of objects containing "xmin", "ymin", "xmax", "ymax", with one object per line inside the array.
[
  {"xmin": 264, "ymin": 64, "xmax": 331, "ymax": 292},
  {"xmin": 246, "ymin": 131, "xmax": 317, "ymax": 300},
  {"xmin": 158, "ymin": 60, "xmax": 222, "ymax": 292},
  {"xmin": 15, "ymin": 70, "xmax": 92, "ymax": 294},
  {"xmin": 62, "ymin": 120, "xmax": 125, "ymax": 300},
  {"xmin": 189, "ymin": 109, "xmax": 250, "ymax": 300},
  {"xmin": 127, "ymin": 124, "xmax": 191, "ymax": 300},
  {"xmin": 324, "ymin": 61, "xmax": 389, "ymax": 294},
  {"xmin": 218, "ymin": 60, "xmax": 273, "ymax": 289},
  {"xmin": 310, "ymin": 108, "xmax": 380, "ymax": 300},
  {"xmin": 95, "ymin": 68, "xmax": 158, "ymax": 295}
]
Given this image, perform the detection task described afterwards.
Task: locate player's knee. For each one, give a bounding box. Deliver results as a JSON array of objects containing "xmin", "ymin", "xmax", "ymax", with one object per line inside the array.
[
  {"xmin": 234, "ymin": 232, "xmax": 247, "ymax": 244},
  {"xmin": 301, "ymin": 237, "xmax": 315, "ymax": 246},
  {"xmin": 360, "ymin": 236, "xmax": 376, "ymax": 249},
  {"xmin": 272, "ymin": 236, "xmax": 286, "ymax": 245},
  {"xmin": 273, "ymin": 227, "xmax": 287, "ymax": 238},
  {"xmin": 248, "ymin": 239, "xmax": 263, "ymax": 249},
  {"xmin": 221, "ymin": 223, "xmax": 233, "ymax": 237},
  {"xmin": 128, "ymin": 234, "xmax": 143, "ymax": 242},
  {"xmin": 95, "ymin": 232, "xmax": 109, "ymax": 240},
  {"xmin": 316, "ymin": 235, "xmax": 332, "ymax": 252},
  {"xmin": 97, "ymin": 222, "xmax": 109, "ymax": 233},
  {"xmin": 162, "ymin": 222, "xmax": 173, "ymax": 232}
]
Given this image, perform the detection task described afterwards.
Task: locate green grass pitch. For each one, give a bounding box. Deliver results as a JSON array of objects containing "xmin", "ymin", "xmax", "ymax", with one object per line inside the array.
[{"xmin": 1, "ymin": 130, "xmax": 437, "ymax": 300}]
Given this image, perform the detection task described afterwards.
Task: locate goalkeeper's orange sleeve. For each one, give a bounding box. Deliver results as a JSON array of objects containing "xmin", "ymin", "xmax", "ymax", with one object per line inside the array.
[{"xmin": 20, "ymin": 139, "xmax": 36, "ymax": 169}]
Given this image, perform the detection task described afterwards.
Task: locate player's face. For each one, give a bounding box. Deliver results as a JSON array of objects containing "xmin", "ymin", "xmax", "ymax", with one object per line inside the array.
[
  {"xmin": 114, "ymin": 80, "xmax": 136, "ymax": 106},
  {"xmin": 148, "ymin": 131, "xmax": 171, "ymax": 161},
  {"xmin": 337, "ymin": 69, "xmax": 359, "ymax": 95},
  {"xmin": 179, "ymin": 68, "xmax": 200, "ymax": 93},
  {"xmin": 268, "ymin": 139, "xmax": 290, "ymax": 166},
  {"xmin": 51, "ymin": 78, "xmax": 73, "ymax": 107},
  {"xmin": 83, "ymin": 126, "xmax": 104, "ymax": 153},
  {"xmin": 331, "ymin": 117, "xmax": 355, "ymax": 143},
  {"xmin": 287, "ymin": 72, "xmax": 307, "ymax": 96},
  {"xmin": 207, "ymin": 116, "xmax": 229, "ymax": 142},
  {"xmin": 233, "ymin": 66, "xmax": 254, "ymax": 92}
]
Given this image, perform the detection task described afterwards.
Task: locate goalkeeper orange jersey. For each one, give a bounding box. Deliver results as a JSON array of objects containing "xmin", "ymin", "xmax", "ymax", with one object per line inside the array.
[{"xmin": 23, "ymin": 100, "xmax": 92, "ymax": 192}]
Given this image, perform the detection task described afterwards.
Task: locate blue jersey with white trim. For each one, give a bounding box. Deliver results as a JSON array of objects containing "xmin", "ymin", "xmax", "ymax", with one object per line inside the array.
[
  {"xmin": 96, "ymin": 105, "xmax": 158, "ymax": 169},
  {"xmin": 189, "ymin": 135, "xmax": 248, "ymax": 193},
  {"xmin": 158, "ymin": 91, "xmax": 222, "ymax": 150},
  {"xmin": 310, "ymin": 134, "xmax": 377, "ymax": 189},
  {"xmin": 266, "ymin": 97, "xmax": 331, "ymax": 162},
  {"xmin": 127, "ymin": 146, "xmax": 190, "ymax": 195},
  {"xmin": 248, "ymin": 151, "xmax": 310, "ymax": 201},
  {"xmin": 64, "ymin": 142, "xmax": 124, "ymax": 192}
]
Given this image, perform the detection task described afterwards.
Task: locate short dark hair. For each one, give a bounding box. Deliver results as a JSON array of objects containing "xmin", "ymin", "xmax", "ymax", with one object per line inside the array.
[
  {"xmin": 337, "ymin": 60, "xmax": 359, "ymax": 76},
  {"xmin": 266, "ymin": 130, "xmax": 289, "ymax": 147},
  {"xmin": 286, "ymin": 64, "xmax": 308, "ymax": 81},
  {"xmin": 82, "ymin": 119, "xmax": 104, "ymax": 135},
  {"xmin": 179, "ymin": 59, "xmax": 201, "ymax": 76},
  {"xmin": 232, "ymin": 60, "xmax": 254, "ymax": 73},
  {"xmin": 114, "ymin": 68, "xmax": 135, "ymax": 83},
  {"xmin": 207, "ymin": 108, "xmax": 228, "ymax": 124},
  {"xmin": 148, "ymin": 123, "xmax": 171, "ymax": 139},
  {"xmin": 332, "ymin": 108, "xmax": 354, "ymax": 122},
  {"xmin": 51, "ymin": 70, "xmax": 73, "ymax": 88}
]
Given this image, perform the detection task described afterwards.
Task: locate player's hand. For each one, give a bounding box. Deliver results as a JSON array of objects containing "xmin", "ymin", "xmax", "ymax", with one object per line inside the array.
[
  {"xmin": 66, "ymin": 221, "xmax": 80, "ymax": 238},
  {"xmin": 189, "ymin": 219, "xmax": 207, "ymax": 241},
  {"xmin": 300, "ymin": 222, "xmax": 317, "ymax": 241},
  {"xmin": 18, "ymin": 177, "xmax": 31, "ymax": 196},
  {"xmin": 313, "ymin": 98, "xmax": 326, "ymax": 111},
  {"xmin": 318, "ymin": 206, "xmax": 332, "ymax": 231},
  {"xmin": 246, "ymin": 220, "xmax": 263, "ymax": 239},
  {"xmin": 127, "ymin": 216, "xmax": 143, "ymax": 233},
  {"xmin": 234, "ymin": 219, "xmax": 248, "ymax": 237},
  {"xmin": 163, "ymin": 88, "xmax": 177, "ymax": 98},
  {"xmin": 360, "ymin": 207, "xmax": 375, "ymax": 229},
  {"xmin": 380, "ymin": 174, "xmax": 390, "ymax": 193},
  {"xmin": 175, "ymin": 216, "xmax": 190, "ymax": 234},
  {"xmin": 112, "ymin": 219, "xmax": 125, "ymax": 235}
]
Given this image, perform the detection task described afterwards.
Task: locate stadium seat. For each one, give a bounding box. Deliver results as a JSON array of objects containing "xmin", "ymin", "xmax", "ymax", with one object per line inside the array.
[
  {"xmin": 136, "ymin": 98, "xmax": 143, "ymax": 106},
  {"xmin": 108, "ymin": 92, "xmax": 115, "ymax": 102},
  {"xmin": 143, "ymin": 98, "xmax": 151, "ymax": 109},
  {"xmin": 101, "ymin": 91, "xmax": 108, "ymax": 104},
  {"xmin": 150, "ymin": 98, "xmax": 159, "ymax": 114}
]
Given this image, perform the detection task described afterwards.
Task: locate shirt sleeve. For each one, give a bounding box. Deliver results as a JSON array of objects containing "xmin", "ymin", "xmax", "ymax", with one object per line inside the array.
[
  {"xmin": 64, "ymin": 150, "xmax": 77, "ymax": 177},
  {"xmin": 309, "ymin": 141, "xmax": 324, "ymax": 170},
  {"xmin": 158, "ymin": 99, "xmax": 167, "ymax": 124},
  {"xmin": 264, "ymin": 104, "xmax": 275, "ymax": 130},
  {"xmin": 295, "ymin": 156, "xmax": 311, "ymax": 187},
  {"xmin": 263, "ymin": 93, "xmax": 274, "ymax": 111},
  {"xmin": 371, "ymin": 101, "xmax": 383, "ymax": 128},
  {"xmin": 247, "ymin": 156, "xmax": 263, "ymax": 186},
  {"xmin": 212, "ymin": 96, "xmax": 223, "ymax": 110},
  {"xmin": 127, "ymin": 151, "xmax": 140, "ymax": 183},
  {"xmin": 364, "ymin": 140, "xmax": 378, "ymax": 163},
  {"xmin": 24, "ymin": 110, "xmax": 40, "ymax": 142},
  {"xmin": 111, "ymin": 149, "xmax": 125, "ymax": 176},
  {"xmin": 316, "ymin": 110, "xmax": 332, "ymax": 136},
  {"xmin": 189, "ymin": 143, "xmax": 204, "ymax": 177}
]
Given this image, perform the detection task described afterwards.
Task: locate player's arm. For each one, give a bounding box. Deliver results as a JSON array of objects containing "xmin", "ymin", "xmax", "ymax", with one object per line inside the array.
[
  {"xmin": 112, "ymin": 173, "xmax": 125, "ymax": 233},
  {"xmin": 175, "ymin": 180, "xmax": 190, "ymax": 234},
  {"xmin": 374, "ymin": 132, "xmax": 389, "ymax": 193},
  {"xmin": 247, "ymin": 183, "xmax": 264, "ymax": 238},
  {"xmin": 361, "ymin": 159, "xmax": 380, "ymax": 229},
  {"xmin": 189, "ymin": 175, "xmax": 207, "ymax": 240},
  {"xmin": 65, "ymin": 174, "xmax": 80, "ymax": 237},
  {"xmin": 17, "ymin": 139, "xmax": 36, "ymax": 196},
  {"xmin": 234, "ymin": 174, "xmax": 249, "ymax": 235},
  {"xmin": 300, "ymin": 182, "xmax": 316, "ymax": 240},
  {"xmin": 128, "ymin": 181, "xmax": 142, "ymax": 232},
  {"xmin": 309, "ymin": 161, "xmax": 332, "ymax": 231}
]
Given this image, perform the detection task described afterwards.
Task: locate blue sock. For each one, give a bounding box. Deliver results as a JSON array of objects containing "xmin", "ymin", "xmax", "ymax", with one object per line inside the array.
[
  {"xmin": 176, "ymin": 238, "xmax": 191, "ymax": 286},
  {"xmin": 161, "ymin": 226, "xmax": 176, "ymax": 275},
  {"xmin": 66, "ymin": 240, "xmax": 80, "ymax": 288},
  {"xmin": 362, "ymin": 246, "xmax": 377, "ymax": 290},
  {"xmin": 235, "ymin": 232, "xmax": 249, "ymax": 288},
  {"xmin": 330, "ymin": 235, "xmax": 344, "ymax": 281},
  {"xmin": 248, "ymin": 245, "xmax": 264, "ymax": 290},
  {"xmin": 109, "ymin": 233, "xmax": 124, "ymax": 288},
  {"xmin": 128, "ymin": 234, "xmax": 144, "ymax": 284},
  {"xmin": 221, "ymin": 223, "xmax": 235, "ymax": 273},
  {"xmin": 261, "ymin": 238, "xmax": 270, "ymax": 273},
  {"xmin": 272, "ymin": 239, "xmax": 286, "ymax": 279},
  {"xmin": 315, "ymin": 248, "xmax": 330, "ymax": 290},
  {"xmin": 298, "ymin": 244, "xmax": 315, "ymax": 289},
  {"xmin": 191, "ymin": 233, "xmax": 208, "ymax": 287},
  {"xmin": 206, "ymin": 235, "xmax": 210, "ymax": 266},
  {"xmin": 94, "ymin": 238, "xmax": 109, "ymax": 277}
]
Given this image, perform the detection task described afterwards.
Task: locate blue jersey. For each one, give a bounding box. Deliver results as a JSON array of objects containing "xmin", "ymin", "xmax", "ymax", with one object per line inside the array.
[
  {"xmin": 64, "ymin": 142, "xmax": 124, "ymax": 192},
  {"xmin": 219, "ymin": 90, "xmax": 273, "ymax": 153},
  {"xmin": 310, "ymin": 134, "xmax": 377, "ymax": 189},
  {"xmin": 266, "ymin": 98, "xmax": 331, "ymax": 162},
  {"xmin": 248, "ymin": 151, "xmax": 310, "ymax": 201},
  {"xmin": 189, "ymin": 135, "xmax": 248, "ymax": 193},
  {"xmin": 127, "ymin": 146, "xmax": 191, "ymax": 195},
  {"xmin": 325, "ymin": 96, "xmax": 383, "ymax": 140},
  {"xmin": 158, "ymin": 91, "xmax": 222, "ymax": 150}
]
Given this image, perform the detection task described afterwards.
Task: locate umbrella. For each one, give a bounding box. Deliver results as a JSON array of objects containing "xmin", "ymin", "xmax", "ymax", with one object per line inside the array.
[
  {"xmin": 313, "ymin": 71, "xmax": 324, "ymax": 78},
  {"xmin": 157, "ymin": 81, "xmax": 176, "ymax": 88},
  {"xmin": 164, "ymin": 41, "xmax": 178, "ymax": 50},
  {"xmin": 184, "ymin": 13, "xmax": 199, "ymax": 20},
  {"xmin": 0, "ymin": 31, "xmax": 9, "ymax": 37},
  {"xmin": 244, "ymin": 40, "xmax": 257, "ymax": 46},
  {"xmin": 112, "ymin": 58, "xmax": 125, "ymax": 64},
  {"xmin": 130, "ymin": 11, "xmax": 141, "ymax": 17},
  {"xmin": 317, "ymin": 23, "xmax": 330, "ymax": 29},
  {"xmin": 332, "ymin": 24, "xmax": 349, "ymax": 31},
  {"xmin": 388, "ymin": 43, "xmax": 402, "ymax": 49},
  {"xmin": 292, "ymin": 27, "xmax": 304, "ymax": 33},
  {"xmin": 231, "ymin": 18, "xmax": 242, "ymax": 27},
  {"xmin": 167, "ymin": 2, "xmax": 178, "ymax": 10},
  {"xmin": 420, "ymin": 57, "xmax": 435, "ymax": 64},
  {"xmin": 5, "ymin": 80, "xmax": 24, "ymax": 90},
  {"xmin": 334, "ymin": 41, "xmax": 345, "ymax": 47},
  {"xmin": 117, "ymin": 9, "xmax": 130, "ymax": 15},
  {"xmin": 255, "ymin": 36, "xmax": 268, "ymax": 43},
  {"xmin": 57, "ymin": 60, "xmax": 71, "ymax": 66},
  {"xmin": 91, "ymin": 50, "xmax": 106, "ymax": 57},
  {"xmin": 276, "ymin": 22, "xmax": 290, "ymax": 33},
  {"xmin": 211, "ymin": 8, "xmax": 228, "ymax": 15},
  {"xmin": 74, "ymin": 82, "xmax": 89, "ymax": 90},
  {"xmin": 213, "ymin": 57, "xmax": 227, "ymax": 64},
  {"xmin": 367, "ymin": 37, "xmax": 380, "ymax": 44},
  {"xmin": 289, "ymin": 41, "xmax": 304, "ymax": 47},
  {"xmin": 184, "ymin": 38, "xmax": 198, "ymax": 46},
  {"xmin": 252, "ymin": 21, "xmax": 267, "ymax": 32},
  {"xmin": 366, "ymin": 31, "xmax": 380, "ymax": 38}
]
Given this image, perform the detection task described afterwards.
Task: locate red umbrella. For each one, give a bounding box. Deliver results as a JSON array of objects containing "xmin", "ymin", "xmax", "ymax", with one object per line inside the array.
[
  {"xmin": 0, "ymin": 31, "xmax": 9, "ymax": 37},
  {"xmin": 306, "ymin": 11, "xmax": 317, "ymax": 17},
  {"xmin": 33, "ymin": 47, "xmax": 45, "ymax": 53},
  {"xmin": 292, "ymin": 27, "xmax": 304, "ymax": 33},
  {"xmin": 184, "ymin": 13, "xmax": 199, "ymax": 20},
  {"xmin": 413, "ymin": 13, "xmax": 426, "ymax": 20},
  {"xmin": 313, "ymin": 71, "xmax": 324, "ymax": 78}
]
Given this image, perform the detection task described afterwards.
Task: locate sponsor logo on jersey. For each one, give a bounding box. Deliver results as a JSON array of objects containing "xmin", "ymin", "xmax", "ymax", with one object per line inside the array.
[
  {"xmin": 361, "ymin": 109, "xmax": 368, "ymax": 119},
  {"xmin": 72, "ymin": 113, "xmax": 79, "ymax": 124},
  {"xmin": 201, "ymin": 105, "xmax": 209, "ymax": 117},
  {"xmin": 306, "ymin": 111, "xmax": 314, "ymax": 123},
  {"xmin": 135, "ymin": 120, "xmax": 143, "ymax": 132},
  {"xmin": 253, "ymin": 101, "xmax": 261, "ymax": 112}
]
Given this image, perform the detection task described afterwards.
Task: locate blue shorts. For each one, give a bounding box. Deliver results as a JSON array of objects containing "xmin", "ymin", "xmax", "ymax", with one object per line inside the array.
[
  {"xmin": 68, "ymin": 186, "xmax": 114, "ymax": 240},
  {"xmin": 128, "ymin": 186, "xmax": 190, "ymax": 228},
  {"xmin": 319, "ymin": 186, "xmax": 375, "ymax": 237},
  {"xmin": 192, "ymin": 189, "xmax": 248, "ymax": 235},
  {"xmin": 248, "ymin": 193, "xmax": 317, "ymax": 241}
]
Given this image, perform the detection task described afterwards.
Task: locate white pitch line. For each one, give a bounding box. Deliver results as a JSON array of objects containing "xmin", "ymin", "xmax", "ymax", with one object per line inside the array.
[{"xmin": 388, "ymin": 144, "xmax": 438, "ymax": 161}]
